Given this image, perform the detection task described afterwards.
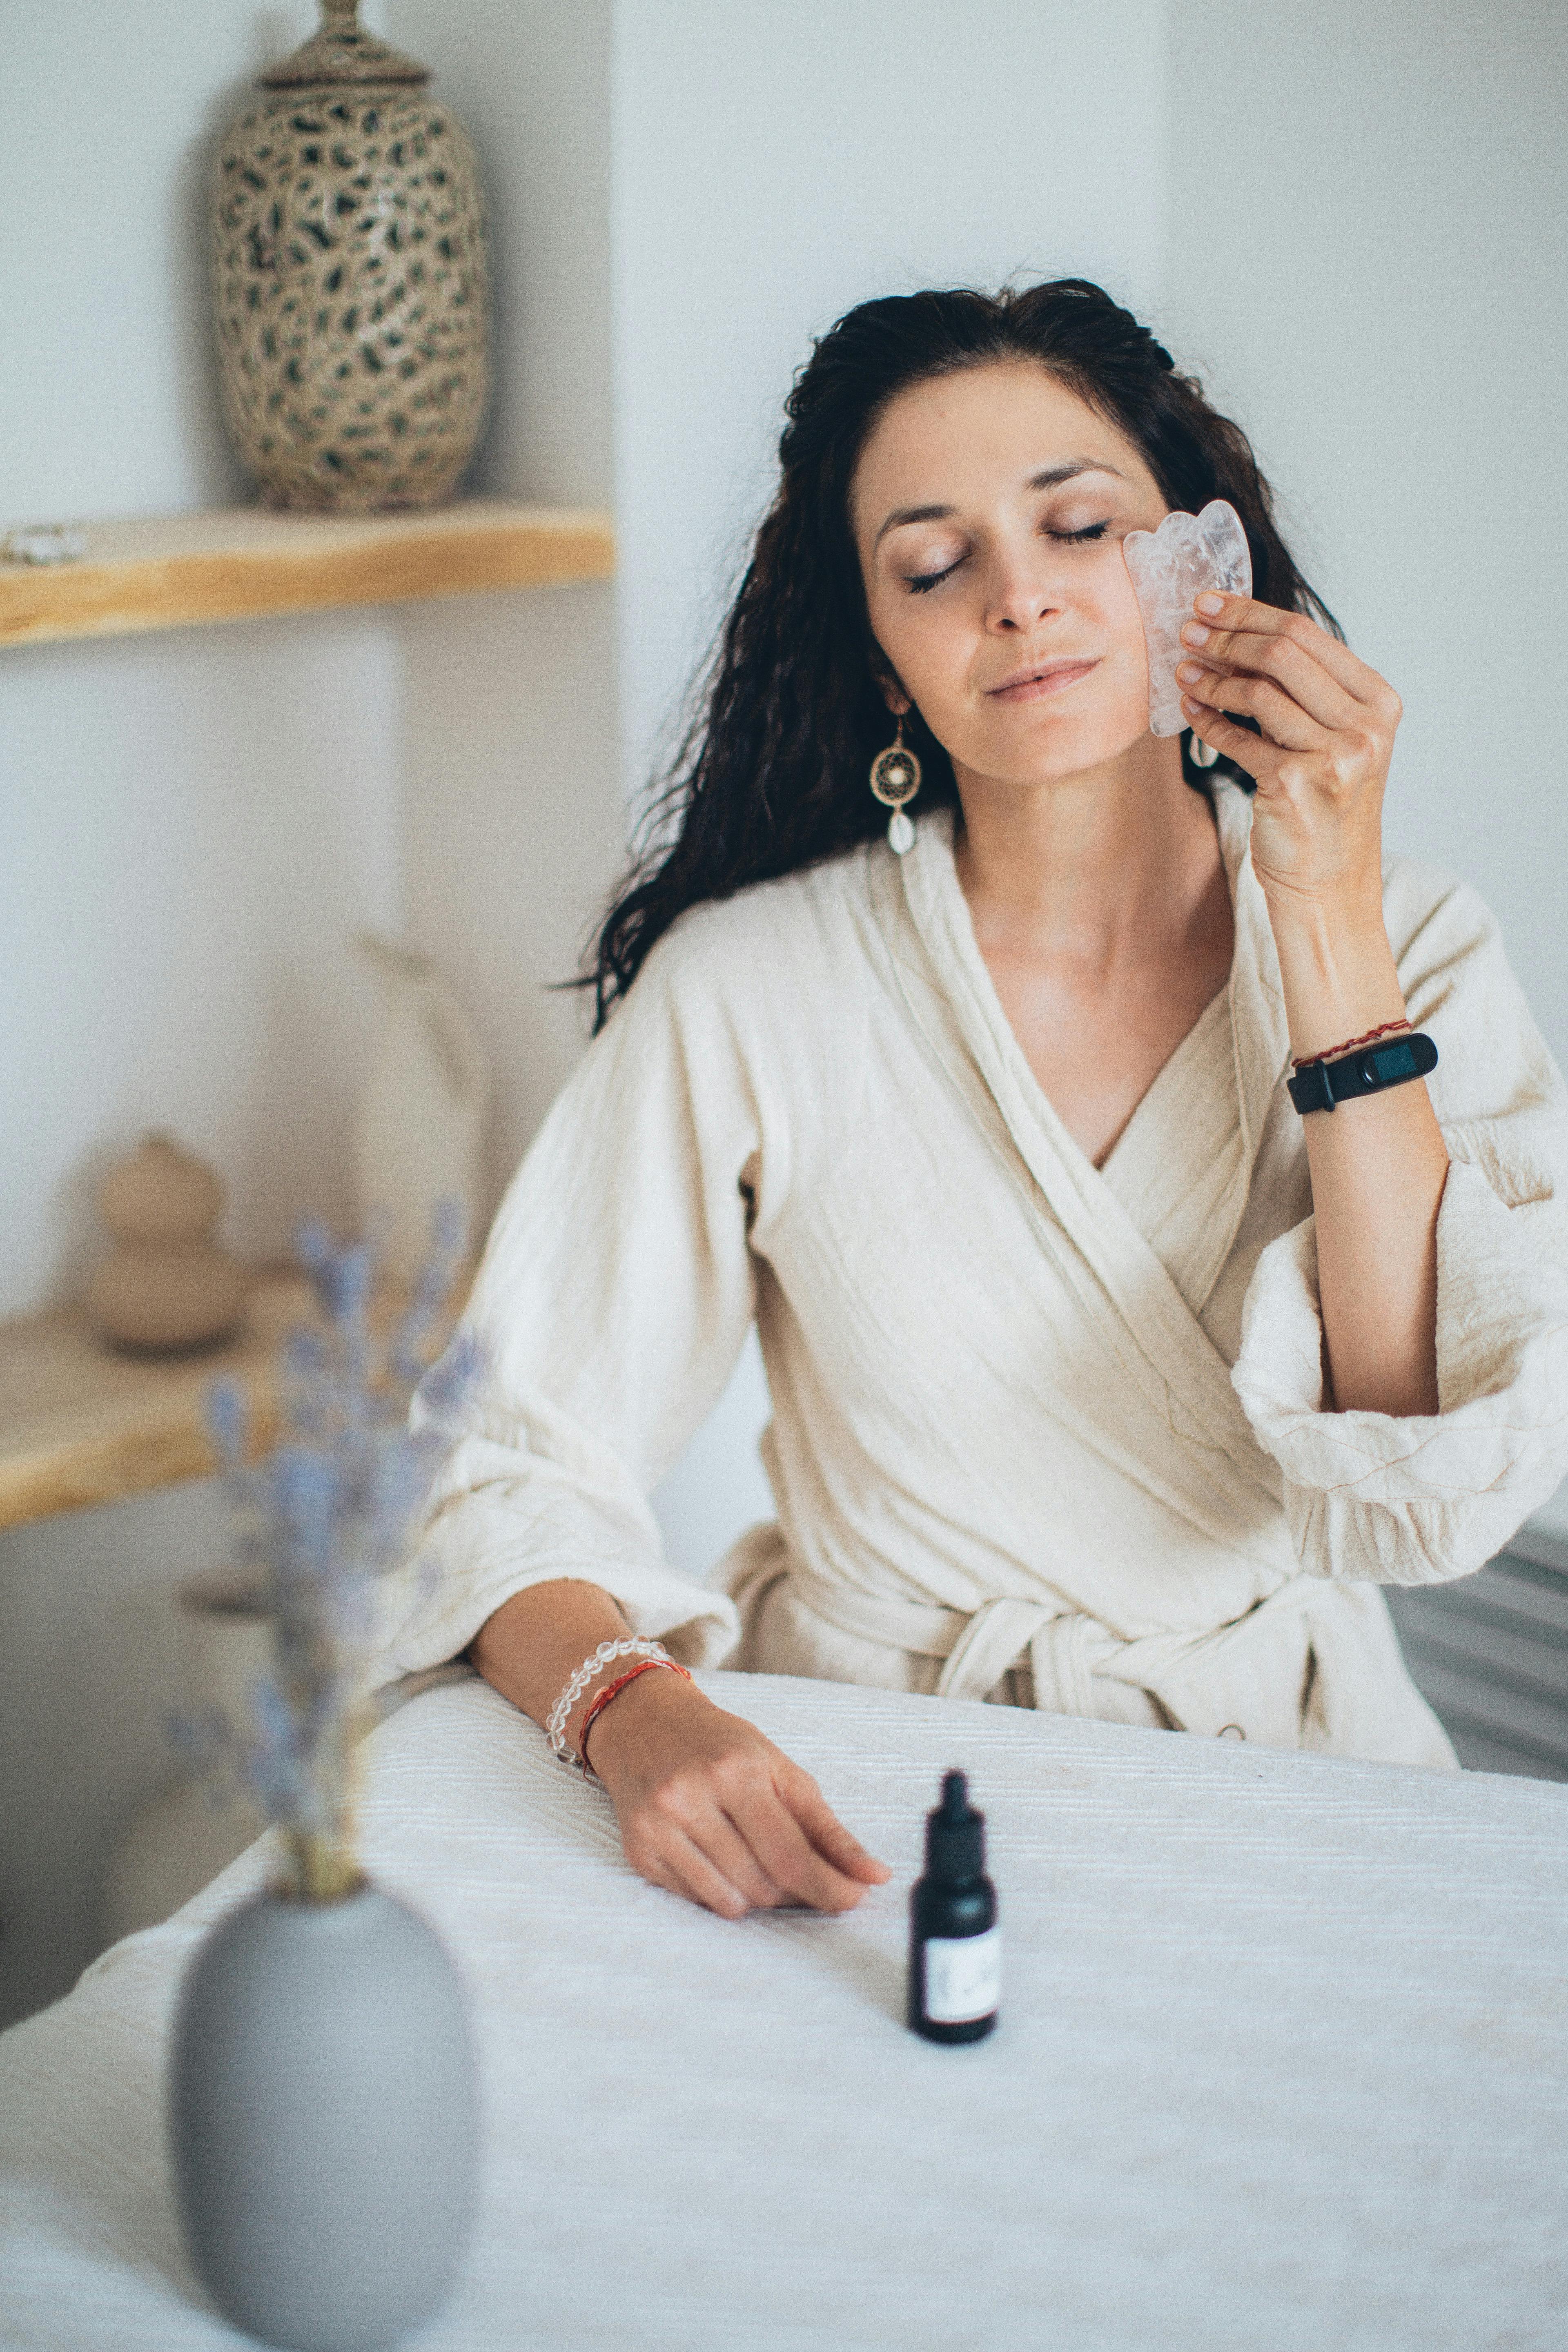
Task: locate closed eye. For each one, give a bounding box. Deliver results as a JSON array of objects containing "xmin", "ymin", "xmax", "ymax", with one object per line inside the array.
[
  {"xmin": 905, "ymin": 557, "xmax": 964, "ymax": 595},
  {"xmin": 904, "ymin": 519, "xmax": 1111, "ymax": 594}
]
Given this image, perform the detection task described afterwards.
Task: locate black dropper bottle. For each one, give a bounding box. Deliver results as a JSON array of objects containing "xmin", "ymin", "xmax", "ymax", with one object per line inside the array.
[{"xmin": 908, "ymin": 1769, "xmax": 999, "ymax": 2044}]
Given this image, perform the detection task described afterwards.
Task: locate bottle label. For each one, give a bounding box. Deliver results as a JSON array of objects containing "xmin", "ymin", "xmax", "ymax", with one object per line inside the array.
[{"xmin": 923, "ymin": 1926, "xmax": 1001, "ymax": 2024}]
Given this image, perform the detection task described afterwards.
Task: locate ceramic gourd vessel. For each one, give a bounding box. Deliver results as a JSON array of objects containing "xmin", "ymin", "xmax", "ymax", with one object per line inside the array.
[
  {"xmin": 86, "ymin": 1132, "xmax": 249, "ymax": 1352},
  {"xmin": 354, "ymin": 935, "xmax": 488, "ymax": 1285},
  {"xmin": 209, "ymin": 0, "xmax": 491, "ymax": 511}
]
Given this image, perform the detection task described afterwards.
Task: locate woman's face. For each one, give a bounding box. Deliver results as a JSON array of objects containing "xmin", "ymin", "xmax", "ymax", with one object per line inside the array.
[{"xmin": 852, "ymin": 361, "xmax": 1169, "ymax": 787}]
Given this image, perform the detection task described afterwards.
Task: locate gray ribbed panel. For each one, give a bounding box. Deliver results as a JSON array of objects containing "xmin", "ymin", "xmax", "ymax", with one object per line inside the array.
[{"xmin": 1387, "ymin": 1530, "xmax": 1568, "ymax": 1781}]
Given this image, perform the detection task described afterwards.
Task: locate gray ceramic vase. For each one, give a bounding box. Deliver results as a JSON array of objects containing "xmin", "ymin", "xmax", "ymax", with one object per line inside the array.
[{"xmin": 171, "ymin": 1882, "xmax": 478, "ymax": 2352}]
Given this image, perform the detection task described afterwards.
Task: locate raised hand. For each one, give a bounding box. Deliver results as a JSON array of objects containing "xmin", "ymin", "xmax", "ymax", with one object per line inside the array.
[
  {"xmin": 1174, "ymin": 590, "xmax": 1448, "ymax": 1419},
  {"xmin": 1174, "ymin": 592, "xmax": 1402, "ymax": 925}
]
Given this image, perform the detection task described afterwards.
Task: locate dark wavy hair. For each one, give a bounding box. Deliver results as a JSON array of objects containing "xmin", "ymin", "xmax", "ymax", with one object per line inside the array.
[{"xmin": 587, "ymin": 276, "xmax": 1340, "ymax": 1025}]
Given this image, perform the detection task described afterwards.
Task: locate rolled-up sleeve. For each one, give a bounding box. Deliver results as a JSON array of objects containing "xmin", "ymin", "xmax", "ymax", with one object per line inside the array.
[
  {"xmin": 369, "ymin": 918, "xmax": 768, "ymax": 1688},
  {"xmin": 1229, "ymin": 873, "xmax": 1568, "ymax": 1586}
]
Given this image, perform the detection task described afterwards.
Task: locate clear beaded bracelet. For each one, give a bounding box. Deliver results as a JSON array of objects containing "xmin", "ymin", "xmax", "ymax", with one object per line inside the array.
[{"xmin": 546, "ymin": 1637, "xmax": 675, "ymax": 1772}]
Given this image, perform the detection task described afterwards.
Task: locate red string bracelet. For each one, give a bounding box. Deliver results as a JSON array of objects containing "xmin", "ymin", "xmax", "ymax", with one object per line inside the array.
[
  {"xmin": 578, "ymin": 1656, "xmax": 693, "ymax": 1779},
  {"xmin": 1291, "ymin": 1017, "xmax": 1410, "ymax": 1072}
]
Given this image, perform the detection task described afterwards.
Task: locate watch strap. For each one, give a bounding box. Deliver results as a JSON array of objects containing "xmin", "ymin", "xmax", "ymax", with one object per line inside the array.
[{"xmin": 1287, "ymin": 1031, "xmax": 1438, "ymax": 1115}]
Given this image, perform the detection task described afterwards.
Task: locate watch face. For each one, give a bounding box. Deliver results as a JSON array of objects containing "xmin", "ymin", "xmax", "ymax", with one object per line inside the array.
[{"xmin": 1372, "ymin": 1040, "xmax": 1417, "ymax": 1080}]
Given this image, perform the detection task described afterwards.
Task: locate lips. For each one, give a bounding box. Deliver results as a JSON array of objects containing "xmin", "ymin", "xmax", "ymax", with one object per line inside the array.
[{"xmin": 986, "ymin": 658, "xmax": 1101, "ymax": 703}]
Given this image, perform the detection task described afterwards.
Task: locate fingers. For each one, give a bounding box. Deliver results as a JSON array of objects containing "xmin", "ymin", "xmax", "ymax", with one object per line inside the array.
[
  {"xmin": 610, "ymin": 1698, "xmax": 890, "ymax": 1922},
  {"xmin": 626, "ymin": 1815, "xmax": 761, "ymax": 1920},
  {"xmin": 1183, "ymin": 637, "xmax": 1358, "ymax": 737},
  {"xmin": 1177, "ymin": 592, "xmax": 1401, "ymax": 793},
  {"xmin": 660, "ymin": 1825, "xmax": 762, "ymax": 1921},
  {"xmin": 634, "ymin": 1763, "xmax": 884, "ymax": 1918},
  {"xmin": 1176, "ymin": 659, "xmax": 1326, "ymax": 753},
  {"xmin": 1180, "ymin": 697, "xmax": 1269, "ymax": 784},
  {"xmin": 631, "ymin": 1794, "xmax": 860, "ymax": 1922},
  {"xmin": 730, "ymin": 1767, "xmax": 889, "ymax": 1913},
  {"xmin": 635, "ymin": 1847, "xmax": 704, "ymax": 1909},
  {"xmin": 785, "ymin": 1773, "xmax": 893, "ymax": 1887},
  {"xmin": 687, "ymin": 1811, "xmax": 789, "ymax": 1912},
  {"xmin": 1187, "ymin": 594, "xmax": 1393, "ymax": 712}
]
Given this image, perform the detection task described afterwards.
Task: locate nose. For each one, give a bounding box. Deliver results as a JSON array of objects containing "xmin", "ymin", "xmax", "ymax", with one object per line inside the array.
[{"xmin": 984, "ymin": 543, "xmax": 1065, "ymax": 634}]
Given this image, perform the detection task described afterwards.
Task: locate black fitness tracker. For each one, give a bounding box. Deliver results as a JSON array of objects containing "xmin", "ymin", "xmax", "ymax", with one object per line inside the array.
[{"xmin": 1287, "ymin": 1032, "xmax": 1438, "ymax": 1116}]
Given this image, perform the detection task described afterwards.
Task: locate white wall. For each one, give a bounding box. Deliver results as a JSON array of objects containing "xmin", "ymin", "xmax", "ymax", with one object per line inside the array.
[
  {"xmin": 0, "ymin": 0, "xmax": 254, "ymax": 517},
  {"xmin": 0, "ymin": 619, "xmax": 401, "ymax": 1311},
  {"xmin": 612, "ymin": 0, "xmax": 1172, "ymax": 1572},
  {"xmin": 612, "ymin": 0, "xmax": 1170, "ymax": 792},
  {"xmin": 388, "ymin": 0, "xmax": 623, "ymax": 1208},
  {"xmin": 0, "ymin": 0, "xmax": 408, "ymax": 1312},
  {"xmin": 1164, "ymin": 0, "xmax": 1568, "ymax": 1073},
  {"xmin": 0, "ymin": 0, "xmax": 618, "ymax": 2026}
]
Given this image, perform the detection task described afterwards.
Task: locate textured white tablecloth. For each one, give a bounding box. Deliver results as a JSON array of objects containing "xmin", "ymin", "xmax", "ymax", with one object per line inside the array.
[{"xmin": 3, "ymin": 1671, "xmax": 1568, "ymax": 2350}]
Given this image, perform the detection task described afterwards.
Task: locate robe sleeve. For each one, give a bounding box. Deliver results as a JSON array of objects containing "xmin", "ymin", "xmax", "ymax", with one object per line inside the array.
[
  {"xmin": 368, "ymin": 913, "xmax": 769, "ymax": 1688},
  {"xmin": 1229, "ymin": 871, "xmax": 1568, "ymax": 1587}
]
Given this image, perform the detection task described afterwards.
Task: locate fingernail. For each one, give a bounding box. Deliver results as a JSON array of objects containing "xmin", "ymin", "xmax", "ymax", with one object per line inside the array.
[
  {"xmin": 1180, "ymin": 622, "xmax": 1210, "ymax": 646},
  {"xmin": 1196, "ymin": 592, "xmax": 1225, "ymax": 616},
  {"xmin": 1175, "ymin": 661, "xmax": 1201, "ymax": 683}
]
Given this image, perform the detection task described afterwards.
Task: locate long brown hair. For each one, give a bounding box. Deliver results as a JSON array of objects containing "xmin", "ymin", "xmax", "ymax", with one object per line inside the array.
[{"xmin": 588, "ymin": 276, "xmax": 1339, "ymax": 1025}]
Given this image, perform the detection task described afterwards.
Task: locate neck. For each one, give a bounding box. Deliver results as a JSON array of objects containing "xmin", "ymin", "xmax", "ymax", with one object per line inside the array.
[{"xmin": 951, "ymin": 733, "xmax": 1224, "ymax": 970}]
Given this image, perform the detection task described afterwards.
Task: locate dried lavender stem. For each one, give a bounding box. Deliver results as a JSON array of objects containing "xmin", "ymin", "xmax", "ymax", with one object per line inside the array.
[{"xmin": 284, "ymin": 1826, "xmax": 363, "ymax": 1904}]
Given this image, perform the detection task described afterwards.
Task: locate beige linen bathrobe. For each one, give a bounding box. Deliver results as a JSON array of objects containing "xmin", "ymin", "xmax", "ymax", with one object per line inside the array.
[{"xmin": 379, "ymin": 779, "xmax": 1568, "ymax": 1764}]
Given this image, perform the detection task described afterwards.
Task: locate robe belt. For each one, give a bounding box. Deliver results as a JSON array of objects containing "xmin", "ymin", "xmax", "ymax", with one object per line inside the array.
[{"xmin": 785, "ymin": 1561, "xmax": 1326, "ymax": 1745}]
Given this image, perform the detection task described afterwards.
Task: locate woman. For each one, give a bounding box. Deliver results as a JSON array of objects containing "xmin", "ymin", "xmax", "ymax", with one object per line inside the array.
[{"xmin": 381, "ymin": 279, "xmax": 1568, "ymax": 1921}]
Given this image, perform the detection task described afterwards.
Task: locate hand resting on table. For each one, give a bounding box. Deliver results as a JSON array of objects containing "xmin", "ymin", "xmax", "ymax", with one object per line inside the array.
[{"xmin": 470, "ymin": 1579, "xmax": 891, "ymax": 1920}]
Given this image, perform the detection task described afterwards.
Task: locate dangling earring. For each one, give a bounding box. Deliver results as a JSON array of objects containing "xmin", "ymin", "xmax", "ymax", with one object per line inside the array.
[
  {"xmin": 870, "ymin": 715, "xmax": 922, "ymax": 854},
  {"xmin": 1187, "ymin": 726, "xmax": 1219, "ymax": 771}
]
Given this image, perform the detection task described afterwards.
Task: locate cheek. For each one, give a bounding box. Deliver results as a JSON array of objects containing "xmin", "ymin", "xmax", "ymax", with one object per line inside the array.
[
  {"xmin": 1077, "ymin": 559, "xmax": 1154, "ymax": 740},
  {"xmin": 867, "ymin": 585, "xmax": 969, "ymax": 706},
  {"xmin": 1091, "ymin": 552, "xmax": 1153, "ymax": 684}
]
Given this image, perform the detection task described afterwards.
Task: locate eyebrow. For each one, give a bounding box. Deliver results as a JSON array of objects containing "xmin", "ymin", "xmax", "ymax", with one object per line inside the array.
[{"xmin": 873, "ymin": 459, "xmax": 1126, "ymax": 548}]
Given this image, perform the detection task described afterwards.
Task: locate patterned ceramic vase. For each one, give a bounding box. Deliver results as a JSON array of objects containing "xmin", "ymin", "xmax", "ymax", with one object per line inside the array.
[{"xmin": 209, "ymin": 0, "xmax": 491, "ymax": 511}]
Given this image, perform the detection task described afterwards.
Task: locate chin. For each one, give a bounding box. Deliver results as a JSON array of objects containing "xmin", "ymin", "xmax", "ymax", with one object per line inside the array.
[
  {"xmin": 967, "ymin": 679, "xmax": 1147, "ymax": 772},
  {"xmin": 984, "ymin": 717, "xmax": 1150, "ymax": 786}
]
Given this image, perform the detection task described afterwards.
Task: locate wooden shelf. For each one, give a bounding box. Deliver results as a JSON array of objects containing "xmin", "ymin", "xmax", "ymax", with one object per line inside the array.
[
  {"xmin": 0, "ymin": 1270, "xmax": 458, "ymax": 1530},
  {"xmin": 0, "ymin": 499, "xmax": 614, "ymax": 649}
]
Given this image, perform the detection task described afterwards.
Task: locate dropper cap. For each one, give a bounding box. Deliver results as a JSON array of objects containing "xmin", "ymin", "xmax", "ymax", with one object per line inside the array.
[{"xmin": 924, "ymin": 1768, "xmax": 985, "ymax": 1882}]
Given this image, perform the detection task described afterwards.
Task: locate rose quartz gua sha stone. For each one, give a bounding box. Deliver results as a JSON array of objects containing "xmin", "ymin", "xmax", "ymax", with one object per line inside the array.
[{"xmin": 1123, "ymin": 499, "xmax": 1252, "ymax": 736}]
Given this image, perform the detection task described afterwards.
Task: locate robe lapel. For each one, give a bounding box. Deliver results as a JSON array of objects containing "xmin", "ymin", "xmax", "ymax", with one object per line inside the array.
[
  {"xmin": 1219, "ymin": 781, "xmax": 1297, "ymax": 1238},
  {"xmin": 1098, "ymin": 987, "xmax": 1241, "ymax": 1316},
  {"xmin": 891, "ymin": 788, "xmax": 1292, "ymax": 1514}
]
